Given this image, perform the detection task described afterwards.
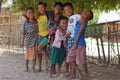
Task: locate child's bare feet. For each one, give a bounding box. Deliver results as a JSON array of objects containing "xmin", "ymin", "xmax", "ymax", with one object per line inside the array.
[
  {"xmin": 38, "ymin": 67, "xmax": 42, "ymax": 72},
  {"xmin": 46, "ymin": 65, "xmax": 50, "ymax": 71},
  {"xmin": 24, "ymin": 69, "xmax": 29, "ymax": 72},
  {"xmin": 82, "ymin": 72, "xmax": 89, "ymax": 79},
  {"xmin": 65, "ymin": 72, "xmax": 70, "ymax": 77},
  {"xmin": 67, "ymin": 75, "xmax": 76, "ymax": 79},
  {"xmin": 57, "ymin": 73, "xmax": 64, "ymax": 77}
]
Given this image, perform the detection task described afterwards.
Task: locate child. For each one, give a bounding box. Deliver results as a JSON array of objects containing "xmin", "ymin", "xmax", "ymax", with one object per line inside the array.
[
  {"xmin": 20, "ymin": 7, "xmax": 38, "ymax": 72},
  {"xmin": 63, "ymin": 2, "xmax": 80, "ymax": 77},
  {"xmin": 67, "ymin": 10, "xmax": 93, "ymax": 79},
  {"xmin": 37, "ymin": 1, "xmax": 49, "ymax": 72},
  {"xmin": 39, "ymin": 2, "xmax": 63, "ymax": 72},
  {"xmin": 50, "ymin": 16, "xmax": 68, "ymax": 77}
]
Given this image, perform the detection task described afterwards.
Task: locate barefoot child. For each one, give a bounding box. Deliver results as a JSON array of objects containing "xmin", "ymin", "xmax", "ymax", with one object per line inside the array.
[
  {"xmin": 37, "ymin": 1, "xmax": 49, "ymax": 72},
  {"xmin": 63, "ymin": 2, "xmax": 80, "ymax": 77},
  {"xmin": 67, "ymin": 10, "xmax": 93, "ymax": 79},
  {"xmin": 50, "ymin": 16, "xmax": 68, "ymax": 77},
  {"xmin": 20, "ymin": 7, "xmax": 38, "ymax": 72}
]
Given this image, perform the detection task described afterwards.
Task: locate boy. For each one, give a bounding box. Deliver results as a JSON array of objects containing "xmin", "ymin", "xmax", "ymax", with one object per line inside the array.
[
  {"xmin": 37, "ymin": 1, "xmax": 49, "ymax": 72},
  {"xmin": 67, "ymin": 10, "xmax": 93, "ymax": 79},
  {"xmin": 63, "ymin": 2, "xmax": 80, "ymax": 77}
]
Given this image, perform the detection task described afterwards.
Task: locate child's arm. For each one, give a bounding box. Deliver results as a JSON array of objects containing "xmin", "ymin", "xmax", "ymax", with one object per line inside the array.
[
  {"xmin": 20, "ymin": 34, "xmax": 25, "ymax": 48},
  {"xmin": 20, "ymin": 23, "xmax": 26, "ymax": 48},
  {"xmin": 72, "ymin": 24, "xmax": 85, "ymax": 50}
]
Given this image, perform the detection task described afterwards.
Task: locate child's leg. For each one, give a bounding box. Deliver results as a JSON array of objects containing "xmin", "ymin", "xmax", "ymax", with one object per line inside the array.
[
  {"xmin": 38, "ymin": 54, "xmax": 42, "ymax": 72},
  {"xmin": 65, "ymin": 63, "xmax": 69, "ymax": 73},
  {"xmin": 50, "ymin": 64, "xmax": 55, "ymax": 77},
  {"xmin": 53, "ymin": 65, "xmax": 56, "ymax": 74},
  {"xmin": 25, "ymin": 60, "xmax": 29, "ymax": 72},
  {"xmin": 72, "ymin": 62, "xmax": 83, "ymax": 79},
  {"xmin": 32, "ymin": 59, "xmax": 36, "ymax": 72},
  {"xmin": 67, "ymin": 62, "xmax": 76, "ymax": 79},
  {"xmin": 58, "ymin": 64, "xmax": 62, "ymax": 74},
  {"xmin": 39, "ymin": 44, "xmax": 50, "ymax": 71},
  {"xmin": 83, "ymin": 64, "xmax": 88, "ymax": 76}
]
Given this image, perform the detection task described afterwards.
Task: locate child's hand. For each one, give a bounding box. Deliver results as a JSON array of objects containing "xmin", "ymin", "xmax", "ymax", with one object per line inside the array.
[
  {"xmin": 65, "ymin": 33, "xmax": 71, "ymax": 38},
  {"xmin": 71, "ymin": 44, "xmax": 78, "ymax": 50},
  {"xmin": 46, "ymin": 44, "xmax": 50, "ymax": 51},
  {"xmin": 20, "ymin": 43, "xmax": 24, "ymax": 48}
]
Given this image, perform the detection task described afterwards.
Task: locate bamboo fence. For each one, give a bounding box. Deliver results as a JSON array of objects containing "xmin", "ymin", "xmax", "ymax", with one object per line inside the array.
[{"xmin": 0, "ymin": 11, "xmax": 120, "ymax": 65}]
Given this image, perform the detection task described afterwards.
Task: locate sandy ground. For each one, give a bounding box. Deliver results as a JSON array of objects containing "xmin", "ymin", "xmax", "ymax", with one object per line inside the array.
[{"xmin": 0, "ymin": 52, "xmax": 120, "ymax": 80}]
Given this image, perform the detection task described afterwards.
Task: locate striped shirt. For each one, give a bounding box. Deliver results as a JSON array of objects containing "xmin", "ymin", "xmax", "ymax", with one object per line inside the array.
[{"xmin": 21, "ymin": 20, "xmax": 38, "ymax": 48}]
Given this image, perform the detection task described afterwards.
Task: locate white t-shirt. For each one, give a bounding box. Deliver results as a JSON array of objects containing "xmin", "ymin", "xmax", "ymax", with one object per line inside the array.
[{"xmin": 67, "ymin": 14, "xmax": 80, "ymax": 37}]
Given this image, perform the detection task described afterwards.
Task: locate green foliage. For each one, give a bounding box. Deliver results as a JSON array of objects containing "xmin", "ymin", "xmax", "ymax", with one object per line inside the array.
[
  {"xmin": 10, "ymin": 0, "xmax": 120, "ymax": 13},
  {"xmin": 2, "ymin": 0, "xmax": 120, "ymax": 24}
]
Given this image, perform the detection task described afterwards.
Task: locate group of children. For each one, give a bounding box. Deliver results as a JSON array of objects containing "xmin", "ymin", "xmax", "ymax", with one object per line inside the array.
[{"xmin": 20, "ymin": 1, "xmax": 93, "ymax": 80}]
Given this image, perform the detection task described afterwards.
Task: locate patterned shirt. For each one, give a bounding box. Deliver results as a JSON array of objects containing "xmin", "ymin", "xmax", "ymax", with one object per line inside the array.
[{"xmin": 21, "ymin": 20, "xmax": 38, "ymax": 48}]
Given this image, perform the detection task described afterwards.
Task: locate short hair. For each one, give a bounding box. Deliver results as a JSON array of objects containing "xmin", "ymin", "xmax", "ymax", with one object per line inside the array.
[
  {"xmin": 64, "ymin": 2, "xmax": 73, "ymax": 9},
  {"xmin": 54, "ymin": 2, "xmax": 63, "ymax": 9},
  {"xmin": 38, "ymin": 1, "xmax": 47, "ymax": 7},
  {"xmin": 88, "ymin": 10, "xmax": 93, "ymax": 20},
  {"xmin": 26, "ymin": 7, "xmax": 34, "ymax": 13},
  {"xmin": 58, "ymin": 16, "xmax": 68, "ymax": 24}
]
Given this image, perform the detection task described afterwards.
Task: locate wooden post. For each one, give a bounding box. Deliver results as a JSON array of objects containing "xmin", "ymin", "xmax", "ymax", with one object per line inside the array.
[
  {"xmin": 99, "ymin": 29, "xmax": 106, "ymax": 63},
  {"xmin": 108, "ymin": 26, "xmax": 110, "ymax": 64},
  {"xmin": 116, "ymin": 25, "xmax": 120, "ymax": 64},
  {"xmin": 94, "ymin": 25, "xmax": 101, "ymax": 63}
]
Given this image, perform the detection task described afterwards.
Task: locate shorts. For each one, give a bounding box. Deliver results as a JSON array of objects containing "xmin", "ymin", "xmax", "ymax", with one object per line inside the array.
[
  {"xmin": 50, "ymin": 47, "xmax": 65, "ymax": 65},
  {"xmin": 37, "ymin": 35, "xmax": 45, "ymax": 45},
  {"xmin": 66, "ymin": 37, "xmax": 74, "ymax": 54},
  {"xmin": 41, "ymin": 37, "xmax": 48, "ymax": 45},
  {"xmin": 67, "ymin": 46, "xmax": 86, "ymax": 65}
]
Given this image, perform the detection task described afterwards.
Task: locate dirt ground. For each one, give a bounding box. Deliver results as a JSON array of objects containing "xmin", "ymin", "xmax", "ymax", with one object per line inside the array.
[{"xmin": 0, "ymin": 52, "xmax": 120, "ymax": 80}]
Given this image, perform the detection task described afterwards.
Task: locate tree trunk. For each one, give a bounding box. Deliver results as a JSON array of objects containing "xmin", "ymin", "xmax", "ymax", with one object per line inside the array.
[{"xmin": 0, "ymin": 0, "xmax": 3, "ymax": 11}]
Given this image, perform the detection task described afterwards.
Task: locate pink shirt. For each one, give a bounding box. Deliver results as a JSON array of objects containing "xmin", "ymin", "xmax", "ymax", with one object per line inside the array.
[{"xmin": 52, "ymin": 30, "xmax": 65, "ymax": 48}]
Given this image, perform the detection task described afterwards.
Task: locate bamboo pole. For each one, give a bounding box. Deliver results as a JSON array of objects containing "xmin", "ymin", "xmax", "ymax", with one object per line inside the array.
[{"xmin": 94, "ymin": 25, "xmax": 101, "ymax": 63}]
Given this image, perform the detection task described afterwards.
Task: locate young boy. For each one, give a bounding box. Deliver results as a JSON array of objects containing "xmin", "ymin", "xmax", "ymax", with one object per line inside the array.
[
  {"xmin": 63, "ymin": 2, "xmax": 80, "ymax": 77},
  {"xmin": 37, "ymin": 1, "xmax": 49, "ymax": 72},
  {"xmin": 67, "ymin": 10, "xmax": 93, "ymax": 79}
]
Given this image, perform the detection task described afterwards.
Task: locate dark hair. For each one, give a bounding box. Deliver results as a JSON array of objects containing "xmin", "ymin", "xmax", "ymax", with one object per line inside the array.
[
  {"xmin": 26, "ymin": 7, "xmax": 36, "ymax": 22},
  {"xmin": 64, "ymin": 2, "xmax": 73, "ymax": 9},
  {"xmin": 26, "ymin": 7, "xmax": 34, "ymax": 13},
  {"xmin": 88, "ymin": 10, "xmax": 93, "ymax": 20},
  {"xmin": 54, "ymin": 2, "xmax": 63, "ymax": 9},
  {"xmin": 38, "ymin": 1, "xmax": 47, "ymax": 7},
  {"xmin": 58, "ymin": 16, "xmax": 68, "ymax": 24}
]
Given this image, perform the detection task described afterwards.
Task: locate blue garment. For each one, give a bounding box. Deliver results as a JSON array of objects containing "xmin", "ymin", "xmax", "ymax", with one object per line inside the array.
[{"xmin": 73, "ymin": 21, "xmax": 87, "ymax": 46}]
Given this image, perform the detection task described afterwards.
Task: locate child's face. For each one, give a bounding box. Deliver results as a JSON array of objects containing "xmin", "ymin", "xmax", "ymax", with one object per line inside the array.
[
  {"xmin": 59, "ymin": 19, "xmax": 68, "ymax": 30},
  {"xmin": 81, "ymin": 11, "xmax": 91, "ymax": 21},
  {"xmin": 64, "ymin": 6, "xmax": 73, "ymax": 16},
  {"xmin": 54, "ymin": 5, "xmax": 62, "ymax": 14},
  {"xmin": 26, "ymin": 9, "xmax": 35, "ymax": 19},
  {"xmin": 38, "ymin": 4, "xmax": 46, "ymax": 15}
]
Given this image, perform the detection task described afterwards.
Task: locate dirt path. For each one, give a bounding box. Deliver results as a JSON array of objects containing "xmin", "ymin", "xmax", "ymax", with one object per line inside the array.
[{"xmin": 0, "ymin": 52, "xmax": 120, "ymax": 80}]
